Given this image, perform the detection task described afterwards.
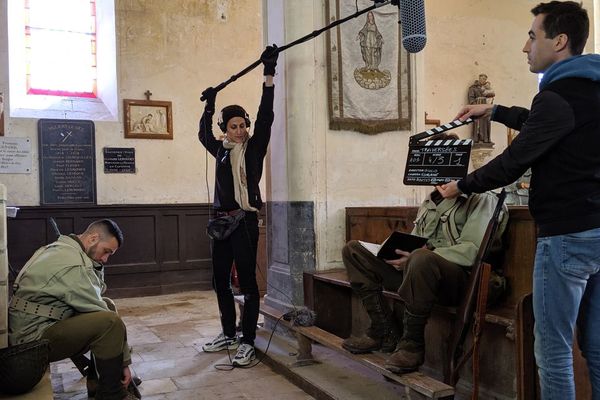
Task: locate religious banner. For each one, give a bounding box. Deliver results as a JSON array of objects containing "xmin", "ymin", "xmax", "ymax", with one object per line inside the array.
[{"xmin": 327, "ymin": 0, "xmax": 412, "ymax": 134}]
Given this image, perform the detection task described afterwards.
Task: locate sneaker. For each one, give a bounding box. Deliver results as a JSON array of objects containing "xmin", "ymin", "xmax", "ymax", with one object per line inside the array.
[
  {"xmin": 202, "ymin": 332, "xmax": 239, "ymax": 352},
  {"xmin": 232, "ymin": 343, "xmax": 256, "ymax": 366}
]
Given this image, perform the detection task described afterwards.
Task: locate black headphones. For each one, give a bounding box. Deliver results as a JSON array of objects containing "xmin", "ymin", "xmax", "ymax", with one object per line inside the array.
[{"xmin": 217, "ymin": 105, "xmax": 251, "ymax": 133}]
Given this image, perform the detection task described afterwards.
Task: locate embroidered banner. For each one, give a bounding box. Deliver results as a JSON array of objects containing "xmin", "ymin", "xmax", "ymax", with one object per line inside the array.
[{"xmin": 327, "ymin": 0, "xmax": 412, "ymax": 134}]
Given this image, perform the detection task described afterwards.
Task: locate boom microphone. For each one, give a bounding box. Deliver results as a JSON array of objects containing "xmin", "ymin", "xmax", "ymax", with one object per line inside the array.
[{"xmin": 398, "ymin": 0, "xmax": 427, "ymax": 53}]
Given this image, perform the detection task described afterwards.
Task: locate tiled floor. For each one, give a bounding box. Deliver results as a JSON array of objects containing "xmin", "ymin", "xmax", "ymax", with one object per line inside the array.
[{"xmin": 50, "ymin": 291, "xmax": 315, "ymax": 400}]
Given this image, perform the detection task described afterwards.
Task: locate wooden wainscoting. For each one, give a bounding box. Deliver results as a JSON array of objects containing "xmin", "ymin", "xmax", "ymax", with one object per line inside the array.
[{"xmin": 7, "ymin": 204, "xmax": 267, "ymax": 298}]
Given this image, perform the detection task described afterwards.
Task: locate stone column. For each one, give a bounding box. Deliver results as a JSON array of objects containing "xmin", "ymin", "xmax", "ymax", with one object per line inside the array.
[{"xmin": 262, "ymin": 1, "xmax": 321, "ymax": 311}]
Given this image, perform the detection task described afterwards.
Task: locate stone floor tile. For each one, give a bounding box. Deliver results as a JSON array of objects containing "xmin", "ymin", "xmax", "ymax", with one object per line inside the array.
[
  {"xmin": 127, "ymin": 325, "xmax": 164, "ymax": 346},
  {"xmin": 138, "ymin": 378, "xmax": 177, "ymax": 396},
  {"xmin": 50, "ymin": 291, "xmax": 315, "ymax": 400},
  {"xmin": 135, "ymin": 341, "xmax": 200, "ymax": 362},
  {"xmin": 143, "ymin": 389, "xmax": 215, "ymax": 400}
]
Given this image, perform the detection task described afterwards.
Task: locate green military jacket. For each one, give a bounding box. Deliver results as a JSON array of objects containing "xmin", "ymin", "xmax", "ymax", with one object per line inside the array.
[
  {"xmin": 412, "ymin": 191, "xmax": 508, "ymax": 267},
  {"xmin": 9, "ymin": 235, "xmax": 113, "ymax": 345}
]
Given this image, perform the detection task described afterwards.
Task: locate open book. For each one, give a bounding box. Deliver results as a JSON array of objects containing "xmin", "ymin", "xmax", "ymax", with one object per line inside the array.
[{"xmin": 359, "ymin": 231, "xmax": 428, "ymax": 260}]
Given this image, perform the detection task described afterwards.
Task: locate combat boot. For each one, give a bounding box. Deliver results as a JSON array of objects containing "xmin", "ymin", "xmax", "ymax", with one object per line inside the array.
[
  {"xmin": 342, "ymin": 322, "xmax": 401, "ymax": 353},
  {"xmin": 94, "ymin": 354, "xmax": 141, "ymax": 400},
  {"xmin": 342, "ymin": 290, "xmax": 401, "ymax": 354},
  {"xmin": 385, "ymin": 310, "xmax": 428, "ymax": 374},
  {"xmin": 88, "ymin": 355, "xmax": 142, "ymax": 398},
  {"xmin": 385, "ymin": 339, "xmax": 425, "ymax": 373},
  {"xmin": 86, "ymin": 354, "xmax": 98, "ymax": 398}
]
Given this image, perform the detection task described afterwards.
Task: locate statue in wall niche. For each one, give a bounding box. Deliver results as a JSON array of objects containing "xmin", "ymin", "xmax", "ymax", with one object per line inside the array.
[
  {"xmin": 354, "ymin": 11, "xmax": 391, "ymax": 90},
  {"xmin": 468, "ymin": 74, "xmax": 495, "ymax": 144}
]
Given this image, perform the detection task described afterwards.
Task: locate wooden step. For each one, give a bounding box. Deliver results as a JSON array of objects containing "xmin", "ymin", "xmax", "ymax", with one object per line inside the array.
[
  {"xmin": 295, "ymin": 325, "xmax": 454, "ymax": 399},
  {"xmin": 251, "ymin": 297, "xmax": 455, "ymax": 399}
]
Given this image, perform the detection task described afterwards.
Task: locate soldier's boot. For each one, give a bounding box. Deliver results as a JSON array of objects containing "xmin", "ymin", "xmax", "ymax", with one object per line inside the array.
[
  {"xmin": 342, "ymin": 291, "xmax": 401, "ymax": 354},
  {"xmin": 94, "ymin": 354, "xmax": 140, "ymax": 400},
  {"xmin": 88, "ymin": 355, "xmax": 142, "ymax": 398},
  {"xmin": 385, "ymin": 310, "xmax": 428, "ymax": 374},
  {"xmin": 71, "ymin": 354, "xmax": 90, "ymax": 376},
  {"xmin": 86, "ymin": 354, "xmax": 98, "ymax": 397}
]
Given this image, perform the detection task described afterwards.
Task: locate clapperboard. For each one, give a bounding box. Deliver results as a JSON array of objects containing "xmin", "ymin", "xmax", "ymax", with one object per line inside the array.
[{"xmin": 403, "ymin": 118, "xmax": 474, "ymax": 186}]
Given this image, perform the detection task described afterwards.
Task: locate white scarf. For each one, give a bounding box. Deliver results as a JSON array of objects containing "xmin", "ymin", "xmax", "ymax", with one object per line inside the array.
[{"xmin": 223, "ymin": 138, "xmax": 258, "ymax": 212}]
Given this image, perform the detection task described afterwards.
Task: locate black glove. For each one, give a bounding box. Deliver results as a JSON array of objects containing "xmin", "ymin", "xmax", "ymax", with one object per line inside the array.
[
  {"xmin": 201, "ymin": 87, "xmax": 217, "ymax": 114},
  {"xmin": 260, "ymin": 44, "xmax": 278, "ymax": 76}
]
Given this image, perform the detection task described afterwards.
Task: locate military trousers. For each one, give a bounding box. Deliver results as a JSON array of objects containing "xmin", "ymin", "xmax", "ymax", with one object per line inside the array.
[
  {"xmin": 41, "ymin": 310, "xmax": 130, "ymax": 365},
  {"xmin": 343, "ymin": 240, "xmax": 468, "ymax": 315}
]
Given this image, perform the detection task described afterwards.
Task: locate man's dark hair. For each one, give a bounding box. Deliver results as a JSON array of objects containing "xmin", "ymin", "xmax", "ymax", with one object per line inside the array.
[
  {"xmin": 86, "ymin": 219, "xmax": 124, "ymax": 247},
  {"xmin": 532, "ymin": 1, "xmax": 589, "ymax": 55}
]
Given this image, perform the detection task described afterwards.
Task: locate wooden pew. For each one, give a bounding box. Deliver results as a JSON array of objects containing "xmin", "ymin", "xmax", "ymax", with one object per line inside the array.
[
  {"xmin": 238, "ymin": 296, "xmax": 455, "ymax": 399},
  {"xmin": 303, "ymin": 206, "xmax": 591, "ymax": 399}
]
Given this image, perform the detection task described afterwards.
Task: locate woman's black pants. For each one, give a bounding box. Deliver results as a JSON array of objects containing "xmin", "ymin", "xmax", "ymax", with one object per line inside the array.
[{"xmin": 211, "ymin": 211, "xmax": 260, "ymax": 345}]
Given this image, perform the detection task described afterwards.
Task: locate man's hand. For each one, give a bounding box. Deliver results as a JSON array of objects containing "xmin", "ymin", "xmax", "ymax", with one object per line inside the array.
[
  {"xmin": 121, "ymin": 366, "xmax": 132, "ymax": 388},
  {"xmin": 385, "ymin": 249, "xmax": 411, "ymax": 271},
  {"xmin": 454, "ymin": 103, "xmax": 494, "ymax": 121},
  {"xmin": 436, "ymin": 181, "xmax": 461, "ymax": 199}
]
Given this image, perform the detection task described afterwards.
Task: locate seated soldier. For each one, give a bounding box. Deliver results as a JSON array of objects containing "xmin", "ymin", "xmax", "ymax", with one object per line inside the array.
[
  {"xmin": 342, "ymin": 184, "xmax": 508, "ymax": 373},
  {"xmin": 8, "ymin": 219, "xmax": 140, "ymax": 400}
]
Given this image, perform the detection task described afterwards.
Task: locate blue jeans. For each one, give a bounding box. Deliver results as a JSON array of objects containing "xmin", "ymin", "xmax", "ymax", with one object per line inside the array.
[{"xmin": 533, "ymin": 227, "xmax": 600, "ymax": 399}]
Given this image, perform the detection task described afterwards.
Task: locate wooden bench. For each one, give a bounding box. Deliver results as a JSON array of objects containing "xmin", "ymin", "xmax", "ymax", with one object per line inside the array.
[
  {"xmin": 237, "ymin": 296, "xmax": 455, "ymax": 399},
  {"xmin": 302, "ymin": 206, "xmax": 592, "ymax": 399},
  {"xmin": 306, "ymin": 206, "xmax": 535, "ymax": 399}
]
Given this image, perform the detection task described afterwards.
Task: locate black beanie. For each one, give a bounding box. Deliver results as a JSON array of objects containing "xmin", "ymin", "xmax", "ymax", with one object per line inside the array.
[{"xmin": 219, "ymin": 105, "xmax": 249, "ymax": 132}]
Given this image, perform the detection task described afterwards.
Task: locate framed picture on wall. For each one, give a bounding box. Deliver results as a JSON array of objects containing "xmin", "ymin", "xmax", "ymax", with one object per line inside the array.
[{"xmin": 123, "ymin": 99, "xmax": 173, "ymax": 140}]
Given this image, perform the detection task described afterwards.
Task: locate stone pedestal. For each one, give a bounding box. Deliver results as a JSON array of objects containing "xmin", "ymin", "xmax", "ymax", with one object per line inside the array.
[{"xmin": 265, "ymin": 202, "xmax": 315, "ymax": 311}]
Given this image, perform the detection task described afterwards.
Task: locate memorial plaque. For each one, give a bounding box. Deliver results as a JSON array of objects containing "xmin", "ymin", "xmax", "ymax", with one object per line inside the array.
[
  {"xmin": 103, "ymin": 147, "xmax": 136, "ymax": 173},
  {"xmin": 0, "ymin": 137, "xmax": 32, "ymax": 174},
  {"xmin": 38, "ymin": 119, "xmax": 96, "ymax": 205},
  {"xmin": 403, "ymin": 139, "xmax": 472, "ymax": 186}
]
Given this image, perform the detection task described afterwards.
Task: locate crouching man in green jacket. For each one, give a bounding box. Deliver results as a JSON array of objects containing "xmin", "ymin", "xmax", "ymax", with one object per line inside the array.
[{"xmin": 9, "ymin": 219, "xmax": 139, "ymax": 400}]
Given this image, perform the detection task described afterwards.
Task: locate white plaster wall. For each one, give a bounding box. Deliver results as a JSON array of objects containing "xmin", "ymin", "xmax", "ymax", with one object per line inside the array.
[
  {"xmin": 2, "ymin": 0, "xmax": 598, "ymax": 267},
  {"xmin": 271, "ymin": 0, "xmax": 599, "ymax": 270},
  {"xmin": 596, "ymin": 0, "xmax": 600, "ymax": 52},
  {"xmin": 424, "ymin": 0, "xmax": 537, "ymax": 152},
  {"xmin": 0, "ymin": 0, "xmax": 263, "ymax": 206},
  {"xmin": 425, "ymin": 0, "xmax": 596, "ymax": 153}
]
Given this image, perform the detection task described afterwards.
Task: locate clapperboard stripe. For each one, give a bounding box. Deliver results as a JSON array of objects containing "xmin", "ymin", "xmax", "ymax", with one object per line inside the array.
[
  {"xmin": 405, "ymin": 118, "xmax": 474, "ymax": 186},
  {"xmin": 409, "ymin": 118, "xmax": 474, "ymax": 143},
  {"xmin": 424, "ymin": 139, "xmax": 473, "ymax": 146}
]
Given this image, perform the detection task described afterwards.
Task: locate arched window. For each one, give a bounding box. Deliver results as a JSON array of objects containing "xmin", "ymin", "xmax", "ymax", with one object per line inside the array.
[
  {"xmin": 25, "ymin": 0, "xmax": 97, "ymax": 98},
  {"xmin": 7, "ymin": 0, "xmax": 117, "ymax": 121}
]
